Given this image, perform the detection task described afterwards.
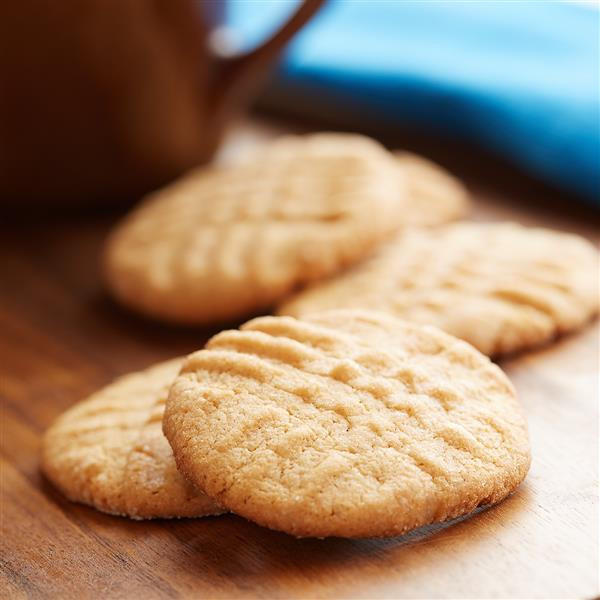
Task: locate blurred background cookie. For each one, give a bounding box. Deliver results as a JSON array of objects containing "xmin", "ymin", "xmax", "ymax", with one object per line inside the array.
[
  {"xmin": 237, "ymin": 133, "xmax": 471, "ymax": 226},
  {"xmin": 279, "ymin": 222, "xmax": 599, "ymax": 356},
  {"xmin": 103, "ymin": 134, "xmax": 406, "ymax": 325},
  {"xmin": 393, "ymin": 151, "xmax": 470, "ymax": 225}
]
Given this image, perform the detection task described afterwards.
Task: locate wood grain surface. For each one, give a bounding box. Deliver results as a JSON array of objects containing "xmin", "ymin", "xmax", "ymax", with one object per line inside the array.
[{"xmin": 1, "ymin": 117, "xmax": 598, "ymax": 599}]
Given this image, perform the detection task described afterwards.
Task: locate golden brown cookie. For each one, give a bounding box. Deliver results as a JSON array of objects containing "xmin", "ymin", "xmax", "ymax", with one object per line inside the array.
[
  {"xmin": 243, "ymin": 134, "xmax": 470, "ymax": 226},
  {"xmin": 279, "ymin": 223, "xmax": 599, "ymax": 357},
  {"xmin": 163, "ymin": 310, "xmax": 530, "ymax": 538},
  {"xmin": 393, "ymin": 150, "xmax": 470, "ymax": 225},
  {"xmin": 41, "ymin": 359, "xmax": 223, "ymax": 519},
  {"xmin": 103, "ymin": 133, "xmax": 405, "ymax": 325}
]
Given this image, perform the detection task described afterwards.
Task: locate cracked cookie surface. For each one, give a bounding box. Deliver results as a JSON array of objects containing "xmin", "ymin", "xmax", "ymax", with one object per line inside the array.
[
  {"xmin": 103, "ymin": 133, "xmax": 406, "ymax": 325},
  {"xmin": 41, "ymin": 359, "xmax": 223, "ymax": 519},
  {"xmin": 279, "ymin": 223, "xmax": 599, "ymax": 356},
  {"xmin": 163, "ymin": 310, "xmax": 530, "ymax": 538}
]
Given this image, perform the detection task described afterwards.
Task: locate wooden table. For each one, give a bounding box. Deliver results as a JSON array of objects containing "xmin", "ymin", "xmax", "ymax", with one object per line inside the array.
[{"xmin": 1, "ymin": 116, "xmax": 598, "ymax": 599}]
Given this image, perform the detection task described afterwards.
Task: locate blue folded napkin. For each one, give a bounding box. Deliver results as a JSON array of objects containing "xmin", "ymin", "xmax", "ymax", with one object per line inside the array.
[{"xmin": 228, "ymin": 1, "xmax": 599, "ymax": 203}]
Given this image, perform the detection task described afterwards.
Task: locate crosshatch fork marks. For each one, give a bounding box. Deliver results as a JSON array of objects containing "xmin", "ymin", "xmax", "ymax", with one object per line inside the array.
[{"xmin": 164, "ymin": 310, "xmax": 531, "ymax": 538}]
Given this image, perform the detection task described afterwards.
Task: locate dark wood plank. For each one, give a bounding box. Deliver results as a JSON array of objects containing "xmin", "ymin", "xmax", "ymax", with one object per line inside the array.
[{"xmin": 1, "ymin": 119, "xmax": 598, "ymax": 599}]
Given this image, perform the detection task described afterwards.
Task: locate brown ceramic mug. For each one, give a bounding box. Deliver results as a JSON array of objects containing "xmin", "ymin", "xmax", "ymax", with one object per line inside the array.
[{"xmin": 0, "ymin": 0, "xmax": 324, "ymax": 207}]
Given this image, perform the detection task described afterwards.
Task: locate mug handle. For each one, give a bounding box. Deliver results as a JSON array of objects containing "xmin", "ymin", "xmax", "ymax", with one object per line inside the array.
[{"xmin": 211, "ymin": 0, "xmax": 326, "ymax": 109}]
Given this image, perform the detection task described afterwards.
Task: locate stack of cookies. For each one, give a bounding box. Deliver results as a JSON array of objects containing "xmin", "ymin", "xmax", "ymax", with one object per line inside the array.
[{"xmin": 41, "ymin": 133, "xmax": 598, "ymax": 538}]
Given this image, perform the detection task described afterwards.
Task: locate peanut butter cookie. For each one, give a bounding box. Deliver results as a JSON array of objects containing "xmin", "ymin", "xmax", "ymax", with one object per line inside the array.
[
  {"xmin": 41, "ymin": 359, "xmax": 223, "ymax": 519},
  {"xmin": 164, "ymin": 310, "xmax": 530, "ymax": 538},
  {"xmin": 104, "ymin": 134, "xmax": 405, "ymax": 324},
  {"xmin": 279, "ymin": 223, "xmax": 599, "ymax": 356}
]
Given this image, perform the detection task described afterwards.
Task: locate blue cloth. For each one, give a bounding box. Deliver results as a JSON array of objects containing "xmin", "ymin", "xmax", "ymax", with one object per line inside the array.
[{"xmin": 228, "ymin": 1, "xmax": 600, "ymax": 203}]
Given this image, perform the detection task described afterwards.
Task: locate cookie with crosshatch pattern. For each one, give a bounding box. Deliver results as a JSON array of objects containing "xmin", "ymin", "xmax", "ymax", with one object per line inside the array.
[
  {"xmin": 163, "ymin": 310, "xmax": 530, "ymax": 538},
  {"xmin": 41, "ymin": 358, "xmax": 223, "ymax": 519},
  {"xmin": 103, "ymin": 133, "xmax": 409, "ymax": 325},
  {"xmin": 278, "ymin": 222, "xmax": 599, "ymax": 356},
  {"xmin": 250, "ymin": 135, "xmax": 471, "ymax": 226}
]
